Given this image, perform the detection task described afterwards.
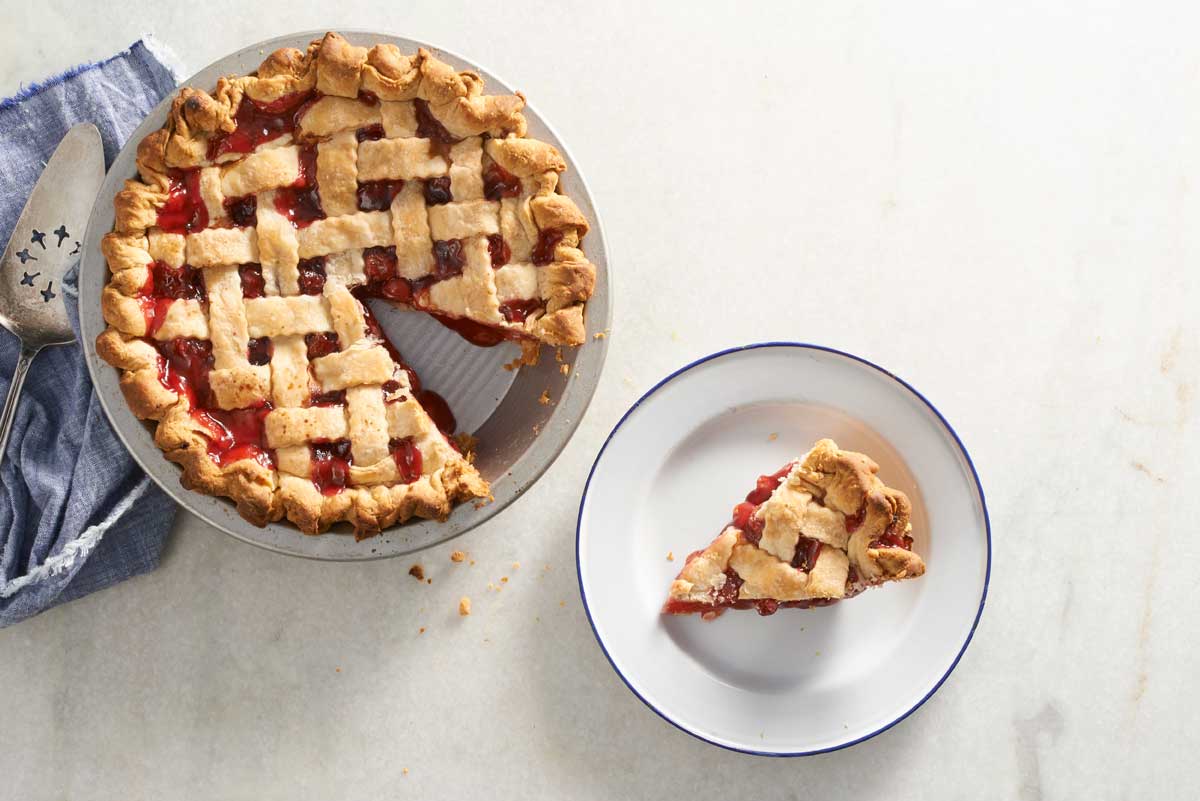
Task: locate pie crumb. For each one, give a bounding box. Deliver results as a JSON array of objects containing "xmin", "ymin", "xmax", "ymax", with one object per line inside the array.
[
  {"xmin": 512, "ymin": 562, "xmax": 520, "ymax": 570},
  {"xmin": 459, "ymin": 597, "xmax": 471, "ymax": 616},
  {"xmin": 538, "ymin": 390, "xmax": 552, "ymax": 405},
  {"xmin": 532, "ymin": 424, "xmax": 541, "ymax": 435},
  {"xmin": 450, "ymin": 550, "xmax": 466, "ymax": 563},
  {"xmin": 593, "ymin": 331, "xmax": 606, "ymax": 340},
  {"xmin": 555, "ymin": 347, "xmax": 565, "ymax": 363},
  {"xmin": 335, "ymin": 667, "xmax": 341, "ymax": 673},
  {"xmin": 560, "ymin": 364, "xmax": 570, "ymax": 376},
  {"xmin": 470, "ymin": 560, "xmax": 476, "ymax": 566},
  {"xmin": 559, "ymin": 600, "xmax": 566, "ymax": 607},
  {"xmin": 768, "ymin": 433, "xmax": 778, "ymax": 441},
  {"xmin": 500, "ymin": 576, "xmax": 509, "ymax": 583},
  {"xmin": 402, "ymin": 768, "xmax": 409, "ymax": 776},
  {"xmin": 666, "ymin": 551, "xmax": 674, "ymax": 561},
  {"xmin": 426, "ymin": 578, "xmax": 432, "ymax": 584},
  {"xmin": 408, "ymin": 564, "xmax": 425, "ymax": 581},
  {"xmin": 418, "ymin": 627, "xmax": 426, "ymax": 635}
]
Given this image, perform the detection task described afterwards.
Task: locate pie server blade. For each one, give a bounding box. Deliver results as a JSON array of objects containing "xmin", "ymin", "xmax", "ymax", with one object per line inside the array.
[{"xmin": 0, "ymin": 122, "xmax": 106, "ymax": 462}]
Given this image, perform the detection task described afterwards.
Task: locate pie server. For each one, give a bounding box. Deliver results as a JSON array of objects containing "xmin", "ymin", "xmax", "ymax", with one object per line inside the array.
[{"xmin": 0, "ymin": 123, "xmax": 105, "ymax": 464}]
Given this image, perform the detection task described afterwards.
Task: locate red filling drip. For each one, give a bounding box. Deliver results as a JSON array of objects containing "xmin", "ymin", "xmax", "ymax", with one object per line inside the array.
[
  {"xmin": 155, "ymin": 338, "xmax": 214, "ymax": 408},
  {"xmin": 432, "ymin": 239, "xmax": 466, "ymax": 279},
  {"xmin": 273, "ymin": 143, "xmax": 324, "ymax": 227},
  {"xmin": 414, "ymin": 98, "xmax": 459, "ymax": 143},
  {"xmin": 356, "ymin": 178, "xmax": 405, "ymax": 211},
  {"xmin": 870, "ymin": 519, "xmax": 914, "ymax": 551},
  {"xmin": 423, "ymin": 176, "xmax": 452, "ymax": 205},
  {"xmin": 483, "ymin": 163, "xmax": 522, "ymax": 200},
  {"xmin": 487, "ymin": 233, "xmax": 510, "ymax": 268},
  {"xmin": 192, "ymin": 404, "xmax": 275, "ymax": 468},
  {"xmin": 156, "ymin": 169, "xmax": 208, "ymax": 234},
  {"xmin": 304, "ymin": 331, "xmax": 340, "ymax": 360},
  {"xmin": 531, "ymin": 229, "xmax": 563, "ymax": 265},
  {"xmin": 416, "ymin": 389, "xmax": 456, "ymax": 435},
  {"xmin": 239, "ymin": 264, "xmax": 266, "ymax": 299},
  {"xmin": 207, "ymin": 90, "xmax": 318, "ymax": 159},
  {"xmin": 224, "ymin": 194, "xmax": 258, "ymax": 227},
  {"xmin": 389, "ymin": 437, "xmax": 423, "ymax": 483},
  {"xmin": 297, "ymin": 257, "xmax": 327, "ymax": 295},
  {"xmin": 310, "ymin": 439, "xmax": 352, "ymax": 495},
  {"xmin": 745, "ymin": 462, "xmax": 794, "ymax": 505},
  {"xmin": 362, "ymin": 246, "xmax": 399, "ymax": 283},
  {"xmin": 499, "ymin": 298, "xmax": 542, "ymax": 324},
  {"xmin": 429, "ymin": 313, "xmax": 508, "ymax": 348}
]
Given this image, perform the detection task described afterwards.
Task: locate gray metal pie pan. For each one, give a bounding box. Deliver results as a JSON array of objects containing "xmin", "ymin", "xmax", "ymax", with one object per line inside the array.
[{"xmin": 78, "ymin": 30, "xmax": 611, "ymax": 560}]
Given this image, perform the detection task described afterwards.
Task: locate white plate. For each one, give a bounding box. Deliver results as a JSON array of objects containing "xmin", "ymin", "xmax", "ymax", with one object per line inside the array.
[{"xmin": 576, "ymin": 343, "xmax": 990, "ymax": 755}]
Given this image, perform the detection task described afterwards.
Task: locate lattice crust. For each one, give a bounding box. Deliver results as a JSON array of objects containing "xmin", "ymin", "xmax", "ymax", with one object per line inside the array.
[
  {"xmin": 95, "ymin": 33, "xmax": 601, "ymax": 535},
  {"xmin": 665, "ymin": 440, "xmax": 926, "ymax": 611}
]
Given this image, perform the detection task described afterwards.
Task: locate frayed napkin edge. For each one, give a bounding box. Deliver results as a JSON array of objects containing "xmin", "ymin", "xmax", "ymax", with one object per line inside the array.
[
  {"xmin": 0, "ymin": 476, "xmax": 155, "ymax": 599},
  {"xmin": 0, "ymin": 35, "xmax": 184, "ymax": 112}
]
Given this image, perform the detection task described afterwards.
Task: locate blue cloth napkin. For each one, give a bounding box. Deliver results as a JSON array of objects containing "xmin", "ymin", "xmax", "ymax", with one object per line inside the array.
[{"xmin": 0, "ymin": 40, "xmax": 182, "ymax": 627}]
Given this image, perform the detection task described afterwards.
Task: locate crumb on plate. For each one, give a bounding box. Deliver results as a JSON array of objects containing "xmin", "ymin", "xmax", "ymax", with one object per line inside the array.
[
  {"xmin": 408, "ymin": 564, "xmax": 425, "ymax": 581},
  {"xmin": 451, "ymin": 550, "xmax": 466, "ymax": 563},
  {"xmin": 459, "ymin": 597, "xmax": 471, "ymax": 616}
]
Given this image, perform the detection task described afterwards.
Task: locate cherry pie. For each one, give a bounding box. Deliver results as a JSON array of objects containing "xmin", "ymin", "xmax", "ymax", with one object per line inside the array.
[
  {"xmin": 96, "ymin": 33, "xmax": 596, "ymax": 535},
  {"xmin": 663, "ymin": 439, "xmax": 925, "ymax": 618}
]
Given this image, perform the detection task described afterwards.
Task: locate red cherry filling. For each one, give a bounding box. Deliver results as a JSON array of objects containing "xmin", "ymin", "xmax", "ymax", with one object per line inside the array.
[
  {"xmin": 423, "ymin": 176, "xmax": 453, "ymax": 205},
  {"xmin": 356, "ymin": 178, "xmax": 405, "ymax": 211},
  {"xmin": 745, "ymin": 462, "xmax": 794, "ymax": 505},
  {"xmin": 414, "ymin": 98, "xmax": 459, "ymax": 144},
  {"xmin": 844, "ymin": 502, "xmax": 867, "ymax": 533},
  {"xmin": 224, "ymin": 194, "xmax": 258, "ymax": 227},
  {"xmin": 531, "ymin": 229, "xmax": 564, "ymax": 265},
  {"xmin": 498, "ymin": 299, "xmax": 541, "ymax": 324},
  {"xmin": 156, "ymin": 169, "xmax": 208, "ymax": 234},
  {"xmin": 304, "ymin": 331, "xmax": 340, "ymax": 360},
  {"xmin": 192, "ymin": 404, "xmax": 275, "ymax": 468},
  {"xmin": 139, "ymin": 262, "xmax": 207, "ymax": 337},
  {"xmin": 247, "ymin": 337, "xmax": 272, "ymax": 366},
  {"xmin": 207, "ymin": 90, "xmax": 319, "ymax": 159},
  {"xmin": 432, "ymin": 239, "xmax": 466, "ymax": 279},
  {"xmin": 487, "ymin": 233, "xmax": 510, "ymax": 268},
  {"xmin": 273, "ymin": 144, "xmax": 324, "ymax": 227},
  {"xmin": 389, "ymin": 437, "xmax": 423, "ymax": 483},
  {"xmin": 870, "ymin": 519, "xmax": 914, "ymax": 551},
  {"xmin": 310, "ymin": 439, "xmax": 352, "ymax": 495},
  {"xmin": 791, "ymin": 536, "xmax": 823, "ymax": 573},
  {"xmin": 483, "ymin": 163, "xmax": 522, "ymax": 200},
  {"xmin": 239, "ymin": 264, "xmax": 266, "ymax": 298},
  {"xmin": 309, "ymin": 389, "xmax": 347, "ymax": 407},
  {"xmin": 155, "ymin": 338, "xmax": 214, "ymax": 408},
  {"xmin": 356, "ymin": 123, "xmax": 385, "ymax": 142},
  {"xmin": 362, "ymin": 246, "xmax": 398, "ymax": 283},
  {"xmin": 297, "ymin": 257, "xmax": 327, "ymax": 295}
]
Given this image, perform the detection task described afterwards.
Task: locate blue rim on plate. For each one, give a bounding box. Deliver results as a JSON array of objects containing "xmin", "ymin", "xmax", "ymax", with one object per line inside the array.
[{"xmin": 575, "ymin": 342, "xmax": 991, "ymax": 756}]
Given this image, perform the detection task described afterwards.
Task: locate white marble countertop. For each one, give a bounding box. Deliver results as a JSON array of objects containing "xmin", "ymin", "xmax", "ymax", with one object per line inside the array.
[{"xmin": 1, "ymin": 2, "xmax": 1195, "ymax": 798}]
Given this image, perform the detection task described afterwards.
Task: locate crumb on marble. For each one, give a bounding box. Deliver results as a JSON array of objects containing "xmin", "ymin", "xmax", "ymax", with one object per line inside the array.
[
  {"xmin": 451, "ymin": 550, "xmax": 467, "ymax": 563},
  {"xmin": 666, "ymin": 551, "xmax": 674, "ymax": 561},
  {"xmin": 408, "ymin": 564, "xmax": 425, "ymax": 581},
  {"xmin": 459, "ymin": 597, "xmax": 471, "ymax": 616},
  {"xmin": 403, "ymin": 768, "xmax": 409, "ymax": 776}
]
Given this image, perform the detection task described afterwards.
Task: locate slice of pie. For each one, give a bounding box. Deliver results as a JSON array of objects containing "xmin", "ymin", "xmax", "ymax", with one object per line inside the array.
[
  {"xmin": 95, "ymin": 33, "xmax": 597, "ymax": 536},
  {"xmin": 663, "ymin": 439, "xmax": 925, "ymax": 618}
]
